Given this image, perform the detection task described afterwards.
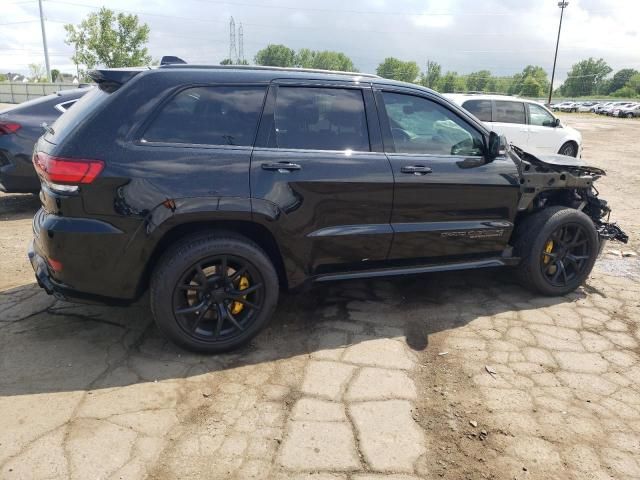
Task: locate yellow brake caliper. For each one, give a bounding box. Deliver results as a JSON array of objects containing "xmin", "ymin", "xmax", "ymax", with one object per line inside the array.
[
  {"xmin": 230, "ymin": 275, "xmax": 249, "ymax": 315},
  {"xmin": 543, "ymin": 240, "xmax": 554, "ymax": 264},
  {"xmin": 542, "ymin": 240, "xmax": 556, "ymax": 275}
]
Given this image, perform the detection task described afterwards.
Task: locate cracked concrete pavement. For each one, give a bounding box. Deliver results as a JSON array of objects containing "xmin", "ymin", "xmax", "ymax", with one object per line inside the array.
[{"xmin": 1, "ymin": 114, "xmax": 639, "ymax": 479}]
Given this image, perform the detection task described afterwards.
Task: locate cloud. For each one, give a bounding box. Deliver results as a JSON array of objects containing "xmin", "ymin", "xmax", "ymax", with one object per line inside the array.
[{"xmin": 0, "ymin": 0, "xmax": 638, "ymax": 82}]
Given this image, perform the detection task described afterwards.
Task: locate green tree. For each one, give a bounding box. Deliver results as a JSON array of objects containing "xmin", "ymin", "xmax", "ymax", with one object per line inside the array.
[
  {"xmin": 464, "ymin": 70, "xmax": 492, "ymax": 91},
  {"xmin": 28, "ymin": 63, "xmax": 47, "ymax": 82},
  {"xmin": 376, "ymin": 57, "xmax": 419, "ymax": 83},
  {"xmin": 611, "ymin": 86, "xmax": 637, "ymax": 98},
  {"xmin": 438, "ymin": 71, "xmax": 460, "ymax": 93},
  {"xmin": 254, "ymin": 44, "xmax": 296, "ymax": 67},
  {"xmin": 560, "ymin": 57, "xmax": 611, "ymax": 96},
  {"xmin": 309, "ymin": 51, "xmax": 355, "ymax": 71},
  {"xmin": 0, "ymin": 73, "xmax": 7, "ymax": 82},
  {"xmin": 607, "ymin": 68, "xmax": 639, "ymax": 94},
  {"xmin": 520, "ymin": 76, "xmax": 544, "ymax": 97},
  {"xmin": 220, "ymin": 58, "xmax": 249, "ymax": 65},
  {"xmin": 625, "ymin": 73, "xmax": 640, "ymax": 95},
  {"xmin": 294, "ymin": 49, "xmax": 355, "ymax": 71},
  {"xmin": 64, "ymin": 7, "xmax": 151, "ymax": 72},
  {"xmin": 509, "ymin": 65, "xmax": 549, "ymax": 96},
  {"xmin": 51, "ymin": 68, "xmax": 60, "ymax": 82},
  {"xmin": 419, "ymin": 60, "xmax": 441, "ymax": 89},
  {"xmin": 295, "ymin": 48, "xmax": 315, "ymax": 68}
]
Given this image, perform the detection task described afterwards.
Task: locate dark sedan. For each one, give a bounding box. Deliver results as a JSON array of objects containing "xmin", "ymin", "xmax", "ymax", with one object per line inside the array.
[{"xmin": 0, "ymin": 87, "xmax": 90, "ymax": 193}]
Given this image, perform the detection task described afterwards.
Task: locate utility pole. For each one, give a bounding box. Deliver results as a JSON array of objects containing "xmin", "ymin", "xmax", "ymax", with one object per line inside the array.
[
  {"xmin": 548, "ymin": 1, "xmax": 568, "ymax": 105},
  {"xmin": 37, "ymin": 0, "xmax": 51, "ymax": 82}
]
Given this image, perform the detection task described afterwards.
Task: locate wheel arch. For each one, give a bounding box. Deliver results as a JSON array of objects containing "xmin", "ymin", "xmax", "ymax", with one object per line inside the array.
[
  {"xmin": 557, "ymin": 139, "xmax": 579, "ymax": 156},
  {"xmin": 140, "ymin": 219, "xmax": 289, "ymax": 295}
]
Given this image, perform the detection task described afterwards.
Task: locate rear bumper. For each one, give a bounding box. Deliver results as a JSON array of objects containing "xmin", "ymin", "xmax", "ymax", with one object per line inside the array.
[
  {"xmin": 29, "ymin": 208, "xmax": 141, "ymax": 304},
  {"xmin": 28, "ymin": 239, "xmax": 134, "ymax": 305}
]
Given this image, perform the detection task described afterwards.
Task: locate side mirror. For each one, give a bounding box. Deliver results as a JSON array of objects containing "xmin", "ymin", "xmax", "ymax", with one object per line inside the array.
[
  {"xmin": 552, "ymin": 118, "xmax": 561, "ymax": 127},
  {"xmin": 487, "ymin": 131, "xmax": 507, "ymax": 160}
]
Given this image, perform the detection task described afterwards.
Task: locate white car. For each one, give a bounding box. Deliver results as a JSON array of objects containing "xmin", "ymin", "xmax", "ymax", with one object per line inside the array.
[
  {"xmin": 576, "ymin": 102, "xmax": 597, "ymax": 112},
  {"xmin": 617, "ymin": 103, "xmax": 640, "ymax": 118},
  {"xmin": 445, "ymin": 94, "xmax": 583, "ymax": 157},
  {"xmin": 613, "ymin": 103, "xmax": 639, "ymax": 117}
]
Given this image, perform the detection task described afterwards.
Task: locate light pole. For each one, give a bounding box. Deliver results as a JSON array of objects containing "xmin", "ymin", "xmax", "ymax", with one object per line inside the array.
[
  {"xmin": 37, "ymin": 0, "xmax": 51, "ymax": 82},
  {"xmin": 548, "ymin": 1, "xmax": 568, "ymax": 105}
]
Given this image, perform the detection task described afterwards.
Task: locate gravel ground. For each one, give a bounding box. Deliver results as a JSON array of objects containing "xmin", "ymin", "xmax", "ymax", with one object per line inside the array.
[{"xmin": 0, "ymin": 114, "xmax": 639, "ymax": 480}]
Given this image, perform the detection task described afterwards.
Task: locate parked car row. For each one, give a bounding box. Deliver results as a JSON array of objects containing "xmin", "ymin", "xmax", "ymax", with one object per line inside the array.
[
  {"xmin": 550, "ymin": 101, "xmax": 598, "ymax": 113},
  {"xmin": 550, "ymin": 100, "xmax": 640, "ymax": 117},
  {"xmin": 595, "ymin": 101, "xmax": 640, "ymax": 117}
]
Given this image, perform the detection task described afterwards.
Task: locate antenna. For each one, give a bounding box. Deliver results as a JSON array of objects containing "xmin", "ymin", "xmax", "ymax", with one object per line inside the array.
[
  {"xmin": 229, "ymin": 16, "xmax": 237, "ymax": 64},
  {"xmin": 238, "ymin": 23, "xmax": 244, "ymax": 64}
]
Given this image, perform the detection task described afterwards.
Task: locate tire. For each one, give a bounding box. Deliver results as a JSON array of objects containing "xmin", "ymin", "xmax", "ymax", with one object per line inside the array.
[
  {"xmin": 150, "ymin": 233, "xmax": 279, "ymax": 353},
  {"xmin": 627, "ymin": 113, "xmax": 633, "ymax": 118},
  {"xmin": 513, "ymin": 207, "xmax": 599, "ymax": 296},
  {"xmin": 558, "ymin": 141, "xmax": 578, "ymax": 157}
]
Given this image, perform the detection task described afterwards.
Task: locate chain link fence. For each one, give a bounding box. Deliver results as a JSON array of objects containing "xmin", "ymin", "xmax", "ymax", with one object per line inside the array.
[{"xmin": 0, "ymin": 82, "xmax": 80, "ymax": 104}]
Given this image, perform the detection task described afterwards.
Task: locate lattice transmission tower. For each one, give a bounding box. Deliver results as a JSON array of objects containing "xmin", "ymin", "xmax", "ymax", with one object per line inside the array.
[
  {"xmin": 238, "ymin": 23, "xmax": 244, "ymax": 63},
  {"xmin": 229, "ymin": 16, "xmax": 237, "ymax": 64}
]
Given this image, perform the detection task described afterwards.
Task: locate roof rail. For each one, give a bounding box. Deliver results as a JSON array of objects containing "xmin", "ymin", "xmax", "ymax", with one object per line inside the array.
[{"xmin": 159, "ymin": 63, "xmax": 380, "ymax": 78}]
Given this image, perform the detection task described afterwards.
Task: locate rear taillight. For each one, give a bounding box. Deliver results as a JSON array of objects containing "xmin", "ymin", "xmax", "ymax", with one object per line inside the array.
[
  {"xmin": 0, "ymin": 121, "xmax": 21, "ymax": 135},
  {"xmin": 33, "ymin": 152, "xmax": 104, "ymax": 192}
]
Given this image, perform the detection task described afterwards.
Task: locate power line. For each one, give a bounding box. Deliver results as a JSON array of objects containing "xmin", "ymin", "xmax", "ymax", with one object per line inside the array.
[{"xmin": 0, "ymin": 20, "xmax": 40, "ymax": 25}]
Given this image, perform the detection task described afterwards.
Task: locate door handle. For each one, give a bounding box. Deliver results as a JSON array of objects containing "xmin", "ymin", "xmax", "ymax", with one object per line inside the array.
[
  {"xmin": 401, "ymin": 165, "xmax": 432, "ymax": 175},
  {"xmin": 261, "ymin": 162, "xmax": 302, "ymax": 172}
]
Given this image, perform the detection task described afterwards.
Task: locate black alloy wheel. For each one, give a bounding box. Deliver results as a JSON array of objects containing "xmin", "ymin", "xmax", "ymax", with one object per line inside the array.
[
  {"xmin": 173, "ymin": 255, "xmax": 264, "ymax": 343},
  {"xmin": 151, "ymin": 234, "xmax": 279, "ymax": 353},
  {"xmin": 540, "ymin": 223, "xmax": 593, "ymax": 288}
]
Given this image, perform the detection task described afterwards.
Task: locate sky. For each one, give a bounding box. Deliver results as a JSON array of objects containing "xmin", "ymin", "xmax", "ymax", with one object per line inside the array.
[{"xmin": 1, "ymin": 0, "xmax": 639, "ymax": 85}]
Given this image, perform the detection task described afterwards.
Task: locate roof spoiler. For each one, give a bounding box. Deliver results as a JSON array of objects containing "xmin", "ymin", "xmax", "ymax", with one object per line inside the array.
[
  {"xmin": 88, "ymin": 68, "xmax": 147, "ymax": 92},
  {"xmin": 160, "ymin": 56, "xmax": 187, "ymax": 65}
]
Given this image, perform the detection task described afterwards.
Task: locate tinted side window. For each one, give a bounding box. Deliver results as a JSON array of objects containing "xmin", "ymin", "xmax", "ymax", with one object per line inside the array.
[
  {"xmin": 382, "ymin": 92, "xmax": 484, "ymax": 156},
  {"xmin": 143, "ymin": 86, "xmax": 266, "ymax": 146},
  {"xmin": 272, "ymin": 87, "xmax": 369, "ymax": 151},
  {"xmin": 494, "ymin": 101, "xmax": 526, "ymax": 124},
  {"xmin": 462, "ymin": 99, "xmax": 492, "ymax": 122}
]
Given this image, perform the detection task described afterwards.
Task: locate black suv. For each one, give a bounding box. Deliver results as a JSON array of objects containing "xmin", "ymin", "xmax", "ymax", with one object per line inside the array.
[{"xmin": 29, "ymin": 65, "xmax": 627, "ymax": 352}]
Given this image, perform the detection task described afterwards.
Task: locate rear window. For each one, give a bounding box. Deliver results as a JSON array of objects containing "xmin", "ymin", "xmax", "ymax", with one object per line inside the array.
[
  {"xmin": 462, "ymin": 99, "xmax": 492, "ymax": 122},
  {"xmin": 494, "ymin": 101, "xmax": 526, "ymax": 124},
  {"xmin": 47, "ymin": 88, "xmax": 109, "ymax": 144},
  {"xmin": 270, "ymin": 87, "xmax": 370, "ymax": 151},
  {"xmin": 142, "ymin": 86, "xmax": 266, "ymax": 146}
]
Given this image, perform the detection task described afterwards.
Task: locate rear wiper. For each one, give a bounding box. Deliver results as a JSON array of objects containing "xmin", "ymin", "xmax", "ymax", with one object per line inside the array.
[{"xmin": 41, "ymin": 122, "xmax": 54, "ymax": 135}]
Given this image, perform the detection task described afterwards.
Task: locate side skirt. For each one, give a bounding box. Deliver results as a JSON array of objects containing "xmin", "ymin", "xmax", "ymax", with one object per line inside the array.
[{"xmin": 312, "ymin": 257, "xmax": 520, "ymax": 283}]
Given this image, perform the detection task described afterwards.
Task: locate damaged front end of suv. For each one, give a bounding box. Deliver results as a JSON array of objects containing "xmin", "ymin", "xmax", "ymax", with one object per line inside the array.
[{"xmin": 511, "ymin": 145, "xmax": 628, "ymax": 245}]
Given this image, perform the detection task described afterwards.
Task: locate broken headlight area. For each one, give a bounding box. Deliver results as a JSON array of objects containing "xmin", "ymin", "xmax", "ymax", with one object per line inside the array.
[{"xmin": 512, "ymin": 146, "xmax": 628, "ymax": 244}]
